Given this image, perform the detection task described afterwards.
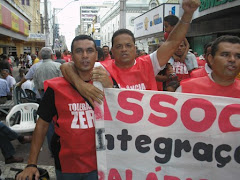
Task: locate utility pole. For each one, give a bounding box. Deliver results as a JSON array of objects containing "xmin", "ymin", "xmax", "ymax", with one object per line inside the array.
[
  {"xmin": 120, "ymin": 0, "xmax": 126, "ymax": 29},
  {"xmin": 52, "ymin": 8, "xmax": 58, "ymax": 51},
  {"xmin": 44, "ymin": 0, "xmax": 50, "ymax": 47}
]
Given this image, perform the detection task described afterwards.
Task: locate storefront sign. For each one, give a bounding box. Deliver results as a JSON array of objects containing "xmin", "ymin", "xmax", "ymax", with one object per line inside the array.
[
  {"xmin": 11, "ymin": 12, "xmax": 19, "ymax": 32},
  {"xmin": 0, "ymin": 3, "xmax": 29, "ymax": 36},
  {"xmin": 148, "ymin": 38, "xmax": 159, "ymax": 45},
  {"xmin": 134, "ymin": 4, "xmax": 179, "ymax": 38},
  {"xmin": 28, "ymin": 33, "xmax": 46, "ymax": 40},
  {"xmin": 199, "ymin": 0, "xmax": 236, "ymax": 12}
]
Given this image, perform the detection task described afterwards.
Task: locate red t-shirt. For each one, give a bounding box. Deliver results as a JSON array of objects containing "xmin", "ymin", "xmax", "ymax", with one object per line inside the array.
[
  {"xmin": 104, "ymin": 54, "xmax": 112, "ymax": 61},
  {"xmin": 171, "ymin": 61, "xmax": 190, "ymax": 81},
  {"xmin": 190, "ymin": 67, "xmax": 208, "ymax": 78},
  {"xmin": 101, "ymin": 55, "xmax": 158, "ymax": 90},
  {"xmin": 63, "ymin": 55, "xmax": 72, "ymax": 62},
  {"xmin": 196, "ymin": 57, "xmax": 206, "ymax": 69},
  {"xmin": 181, "ymin": 76, "xmax": 240, "ymax": 98},
  {"xmin": 44, "ymin": 77, "xmax": 97, "ymax": 173}
]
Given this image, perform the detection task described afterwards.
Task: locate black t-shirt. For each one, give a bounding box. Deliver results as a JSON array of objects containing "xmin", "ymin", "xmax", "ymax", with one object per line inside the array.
[
  {"xmin": 37, "ymin": 87, "xmax": 62, "ymax": 170},
  {"xmin": 37, "ymin": 87, "xmax": 57, "ymax": 122}
]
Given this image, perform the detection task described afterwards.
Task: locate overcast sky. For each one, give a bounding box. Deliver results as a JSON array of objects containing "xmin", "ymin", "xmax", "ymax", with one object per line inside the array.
[{"xmin": 49, "ymin": 0, "xmax": 118, "ymax": 49}]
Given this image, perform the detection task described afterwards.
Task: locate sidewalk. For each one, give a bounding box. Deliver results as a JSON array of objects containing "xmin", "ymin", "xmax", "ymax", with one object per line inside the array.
[
  {"xmin": 0, "ymin": 162, "xmax": 55, "ymax": 180},
  {"xmin": 0, "ymin": 137, "xmax": 56, "ymax": 179},
  {"xmin": 0, "ymin": 66, "xmax": 56, "ymax": 179}
]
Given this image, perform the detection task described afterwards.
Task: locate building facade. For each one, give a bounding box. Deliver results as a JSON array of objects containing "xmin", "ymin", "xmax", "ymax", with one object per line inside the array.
[
  {"xmin": 100, "ymin": 0, "xmax": 150, "ymax": 47},
  {"xmin": 187, "ymin": 0, "xmax": 240, "ymax": 55},
  {"xmin": 0, "ymin": 0, "xmax": 44, "ymax": 57},
  {"xmin": 0, "ymin": 0, "xmax": 30, "ymax": 56},
  {"xmin": 79, "ymin": 6, "xmax": 99, "ymax": 35},
  {"xmin": 134, "ymin": 2, "xmax": 179, "ymax": 53}
]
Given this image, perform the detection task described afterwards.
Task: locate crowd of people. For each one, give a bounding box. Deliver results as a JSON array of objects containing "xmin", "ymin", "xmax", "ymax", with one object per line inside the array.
[{"xmin": 0, "ymin": 0, "xmax": 240, "ymax": 179}]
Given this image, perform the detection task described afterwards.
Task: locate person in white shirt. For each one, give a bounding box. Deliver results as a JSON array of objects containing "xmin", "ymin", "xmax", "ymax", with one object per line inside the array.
[{"xmin": 1, "ymin": 69, "xmax": 16, "ymax": 99}]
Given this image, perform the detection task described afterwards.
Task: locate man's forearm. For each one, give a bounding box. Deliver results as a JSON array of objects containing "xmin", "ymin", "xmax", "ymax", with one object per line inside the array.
[
  {"xmin": 61, "ymin": 62, "xmax": 105, "ymax": 106},
  {"xmin": 157, "ymin": 13, "xmax": 193, "ymax": 67},
  {"xmin": 157, "ymin": 0, "xmax": 200, "ymax": 67},
  {"xmin": 18, "ymin": 77, "xmax": 27, "ymax": 87},
  {"xmin": 61, "ymin": 62, "xmax": 85, "ymax": 88},
  {"xmin": 156, "ymin": 74, "xmax": 168, "ymax": 82},
  {"xmin": 168, "ymin": 13, "xmax": 192, "ymax": 44}
]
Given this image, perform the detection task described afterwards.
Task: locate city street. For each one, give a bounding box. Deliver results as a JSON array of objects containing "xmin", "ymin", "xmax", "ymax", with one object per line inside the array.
[{"xmin": 0, "ymin": 66, "xmax": 55, "ymax": 180}]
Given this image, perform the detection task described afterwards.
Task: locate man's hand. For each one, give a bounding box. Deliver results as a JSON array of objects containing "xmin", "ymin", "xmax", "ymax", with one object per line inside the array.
[
  {"xmin": 61, "ymin": 62, "xmax": 104, "ymax": 107},
  {"xmin": 92, "ymin": 66, "xmax": 113, "ymax": 88},
  {"xmin": 75, "ymin": 82, "xmax": 104, "ymax": 107},
  {"xmin": 16, "ymin": 82, "xmax": 22, "ymax": 87},
  {"xmin": 16, "ymin": 167, "xmax": 40, "ymax": 180},
  {"xmin": 182, "ymin": 0, "xmax": 201, "ymax": 14},
  {"xmin": 172, "ymin": 54, "xmax": 181, "ymax": 62}
]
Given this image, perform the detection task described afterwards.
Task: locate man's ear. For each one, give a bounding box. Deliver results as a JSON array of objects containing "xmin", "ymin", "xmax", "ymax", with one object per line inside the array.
[
  {"xmin": 208, "ymin": 54, "xmax": 214, "ymax": 67},
  {"xmin": 95, "ymin": 51, "xmax": 98, "ymax": 61}
]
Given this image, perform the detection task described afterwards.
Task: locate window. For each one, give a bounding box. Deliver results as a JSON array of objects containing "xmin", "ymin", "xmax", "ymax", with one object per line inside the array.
[
  {"xmin": 21, "ymin": 0, "xmax": 25, "ymax": 5},
  {"xmin": 26, "ymin": 0, "xmax": 30, "ymax": 6}
]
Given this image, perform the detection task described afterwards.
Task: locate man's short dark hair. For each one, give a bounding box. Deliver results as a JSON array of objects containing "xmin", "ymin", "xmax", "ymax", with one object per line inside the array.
[
  {"xmin": 19, "ymin": 67, "xmax": 25, "ymax": 73},
  {"xmin": 204, "ymin": 42, "xmax": 213, "ymax": 55},
  {"xmin": 0, "ymin": 54, "xmax": 7, "ymax": 60},
  {"xmin": 71, "ymin": 35, "xmax": 97, "ymax": 53},
  {"xmin": 102, "ymin": 45, "xmax": 109, "ymax": 49},
  {"xmin": 211, "ymin": 35, "xmax": 240, "ymax": 57},
  {"xmin": 55, "ymin": 50, "xmax": 62, "ymax": 59},
  {"xmin": 164, "ymin": 15, "xmax": 179, "ymax": 26},
  {"xmin": 112, "ymin": 29, "xmax": 135, "ymax": 47},
  {"xmin": 166, "ymin": 81, "xmax": 180, "ymax": 91},
  {"xmin": 1, "ymin": 69, "xmax": 9, "ymax": 74},
  {"xmin": 97, "ymin": 47, "xmax": 104, "ymax": 61}
]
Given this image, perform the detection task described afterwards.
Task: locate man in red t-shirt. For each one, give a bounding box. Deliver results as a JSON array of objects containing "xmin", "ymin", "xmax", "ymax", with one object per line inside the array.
[
  {"xmin": 61, "ymin": 0, "xmax": 201, "ymax": 106},
  {"xmin": 62, "ymin": 49, "xmax": 72, "ymax": 62},
  {"xmin": 16, "ymin": 35, "xmax": 112, "ymax": 180},
  {"xmin": 177, "ymin": 35, "xmax": 240, "ymax": 98},
  {"xmin": 102, "ymin": 45, "xmax": 112, "ymax": 61},
  {"xmin": 190, "ymin": 42, "xmax": 213, "ymax": 78},
  {"xmin": 196, "ymin": 55, "xmax": 206, "ymax": 69},
  {"xmin": 168, "ymin": 41, "xmax": 197, "ymax": 81}
]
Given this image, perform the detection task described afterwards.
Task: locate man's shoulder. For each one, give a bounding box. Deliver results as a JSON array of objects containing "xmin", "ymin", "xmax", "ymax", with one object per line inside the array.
[
  {"xmin": 0, "ymin": 78, "xmax": 7, "ymax": 83},
  {"xmin": 7, "ymin": 75, "xmax": 15, "ymax": 80},
  {"xmin": 186, "ymin": 52, "xmax": 197, "ymax": 61},
  {"xmin": 136, "ymin": 54, "xmax": 151, "ymax": 61},
  {"xmin": 44, "ymin": 77, "xmax": 68, "ymax": 89},
  {"xmin": 41, "ymin": 59, "xmax": 61, "ymax": 67},
  {"xmin": 181, "ymin": 76, "xmax": 208, "ymax": 85},
  {"xmin": 46, "ymin": 77, "xmax": 65, "ymax": 83},
  {"xmin": 235, "ymin": 79, "xmax": 240, "ymax": 87},
  {"xmin": 55, "ymin": 59, "xmax": 66, "ymax": 64},
  {"xmin": 190, "ymin": 68, "xmax": 207, "ymax": 78},
  {"xmin": 186, "ymin": 52, "xmax": 196, "ymax": 57},
  {"xmin": 100, "ymin": 59, "xmax": 113, "ymax": 69},
  {"xmin": 32, "ymin": 61, "xmax": 42, "ymax": 68},
  {"xmin": 52, "ymin": 61, "xmax": 62, "ymax": 67}
]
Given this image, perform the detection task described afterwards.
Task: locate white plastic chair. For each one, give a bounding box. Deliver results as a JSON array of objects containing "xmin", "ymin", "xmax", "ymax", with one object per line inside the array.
[{"xmin": 6, "ymin": 103, "xmax": 39, "ymax": 133}]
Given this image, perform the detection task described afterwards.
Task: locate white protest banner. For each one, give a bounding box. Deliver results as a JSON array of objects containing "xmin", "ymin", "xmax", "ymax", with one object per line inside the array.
[{"xmin": 95, "ymin": 88, "xmax": 240, "ymax": 180}]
